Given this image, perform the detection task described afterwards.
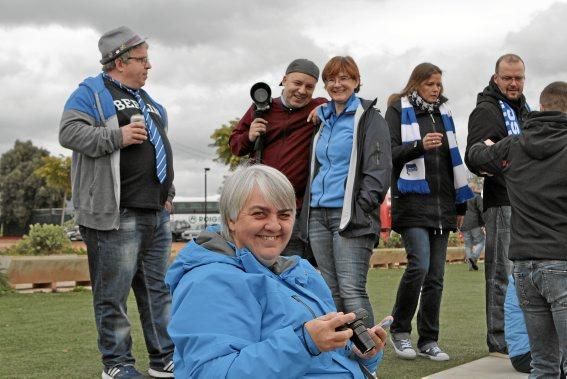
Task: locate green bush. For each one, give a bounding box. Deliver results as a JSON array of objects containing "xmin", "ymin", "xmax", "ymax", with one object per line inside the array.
[
  {"xmin": 1, "ymin": 223, "xmax": 81, "ymax": 256},
  {"xmin": 380, "ymin": 231, "xmax": 462, "ymax": 248},
  {"xmin": 448, "ymin": 231, "xmax": 463, "ymax": 247},
  {"xmin": 382, "ymin": 232, "xmax": 404, "ymax": 248},
  {"xmin": 0, "ymin": 272, "xmax": 13, "ymax": 294}
]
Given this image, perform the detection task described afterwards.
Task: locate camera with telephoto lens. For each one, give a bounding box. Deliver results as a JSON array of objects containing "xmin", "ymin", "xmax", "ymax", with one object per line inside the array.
[
  {"xmin": 336, "ymin": 308, "xmax": 376, "ymax": 354},
  {"xmin": 249, "ymin": 82, "xmax": 272, "ymax": 162}
]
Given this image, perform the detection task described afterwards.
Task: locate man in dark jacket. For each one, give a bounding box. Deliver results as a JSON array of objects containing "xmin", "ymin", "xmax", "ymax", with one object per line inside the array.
[
  {"xmin": 464, "ymin": 54, "xmax": 530, "ymax": 354},
  {"xmin": 467, "ymin": 81, "xmax": 567, "ymax": 378},
  {"xmin": 229, "ymin": 59, "xmax": 326, "ymax": 259}
]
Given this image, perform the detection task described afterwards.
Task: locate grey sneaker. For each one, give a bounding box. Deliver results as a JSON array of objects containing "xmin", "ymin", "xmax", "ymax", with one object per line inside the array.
[
  {"xmin": 418, "ymin": 342, "xmax": 450, "ymax": 361},
  {"xmin": 390, "ymin": 333, "xmax": 417, "ymax": 359}
]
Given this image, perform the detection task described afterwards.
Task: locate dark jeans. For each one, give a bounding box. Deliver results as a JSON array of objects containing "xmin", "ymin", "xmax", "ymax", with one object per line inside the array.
[
  {"xmin": 484, "ymin": 206, "xmax": 513, "ymax": 353},
  {"xmin": 514, "ymin": 260, "xmax": 567, "ymax": 379},
  {"xmin": 80, "ymin": 208, "xmax": 174, "ymax": 369},
  {"xmin": 391, "ymin": 227, "xmax": 449, "ymax": 349},
  {"xmin": 309, "ymin": 207, "xmax": 375, "ymax": 328}
]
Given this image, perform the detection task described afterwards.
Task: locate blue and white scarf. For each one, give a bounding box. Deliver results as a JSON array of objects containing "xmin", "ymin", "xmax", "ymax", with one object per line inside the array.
[
  {"xmin": 499, "ymin": 100, "xmax": 530, "ymax": 135},
  {"xmin": 398, "ymin": 96, "xmax": 473, "ymax": 204}
]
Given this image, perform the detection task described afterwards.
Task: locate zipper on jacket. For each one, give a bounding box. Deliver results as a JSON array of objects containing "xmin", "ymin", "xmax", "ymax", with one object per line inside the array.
[
  {"xmin": 429, "ymin": 113, "xmax": 443, "ymax": 232},
  {"xmin": 292, "ymin": 295, "xmax": 317, "ymax": 318}
]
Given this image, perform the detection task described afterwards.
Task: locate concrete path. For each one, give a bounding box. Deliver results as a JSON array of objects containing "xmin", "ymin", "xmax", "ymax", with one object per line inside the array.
[{"xmin": 424, "ymin": 353, "xmax": 528, "ymax": 379}]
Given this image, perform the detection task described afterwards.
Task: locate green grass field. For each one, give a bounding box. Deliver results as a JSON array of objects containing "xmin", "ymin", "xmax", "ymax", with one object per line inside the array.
[{"xmin": 0, "ymin": 262, "xmax": 487, "ymax": 378}]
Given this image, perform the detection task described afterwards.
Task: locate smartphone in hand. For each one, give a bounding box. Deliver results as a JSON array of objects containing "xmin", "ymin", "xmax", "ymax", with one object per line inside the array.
[{"xmin": 378, "ymin": 316, "xmax": 394, "ymax": 330}]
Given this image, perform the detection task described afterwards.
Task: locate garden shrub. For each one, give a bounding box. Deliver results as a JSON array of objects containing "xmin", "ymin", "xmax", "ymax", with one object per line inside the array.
[
  {"xmin": 1, "ymin": 223, "xmax": 80, "ymax": 256},
  {"xmin": 383, "ymin": 232, "xmax": 404, "ymax": 248},
  {"xmin": 0, "ymin": 271, "xmax": 12, "ymax": 294}
]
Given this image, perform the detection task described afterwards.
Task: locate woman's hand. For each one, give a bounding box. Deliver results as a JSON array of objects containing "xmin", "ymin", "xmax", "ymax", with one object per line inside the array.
[
  {"xmin": 422, "ymin": 132, "xmax": 444, "ymax": 151},
  {"xmin": 304, "ymin": 312, "xmax": 355, "ymax": 352},
  {"xmin": 352, "ymin": 316, "xmax": 390, "ymax": 359}
]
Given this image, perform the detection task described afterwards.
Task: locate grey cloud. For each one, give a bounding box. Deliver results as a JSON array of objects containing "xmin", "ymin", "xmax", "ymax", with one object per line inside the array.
[
  {"xmin": 0, "ymin": 0, "xmax": 293, "ymax": 48},
  {"xmin": 505, "ymin": 2, "xmax": 567, "ymax": 77}
]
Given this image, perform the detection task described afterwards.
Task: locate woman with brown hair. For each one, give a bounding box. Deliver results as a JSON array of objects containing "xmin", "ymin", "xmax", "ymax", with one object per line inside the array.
[
  {"xmin": 386, "ymin": 62, "xmax": 472, "ymax": 361},
  {"xmin": 300, "ymin": 56, "xmax": 392, "ymax": 329}
]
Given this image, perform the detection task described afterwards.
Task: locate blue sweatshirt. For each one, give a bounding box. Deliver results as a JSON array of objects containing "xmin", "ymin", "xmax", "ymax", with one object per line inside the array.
[{"xmin": 310, "ymin": 95, "xmax": 360, "ymax": 208}]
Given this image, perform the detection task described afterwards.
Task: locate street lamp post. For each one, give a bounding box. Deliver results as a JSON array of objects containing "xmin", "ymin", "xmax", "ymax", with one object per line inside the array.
[{"xmin": 204, "ymin": 167, "xmax": 210, "ymax": 229}]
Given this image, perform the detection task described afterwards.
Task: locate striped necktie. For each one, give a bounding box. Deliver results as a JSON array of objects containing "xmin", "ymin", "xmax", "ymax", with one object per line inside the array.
[{"xmin": 103, "ymin": 73, "xmax": 167, "ymax": 183}]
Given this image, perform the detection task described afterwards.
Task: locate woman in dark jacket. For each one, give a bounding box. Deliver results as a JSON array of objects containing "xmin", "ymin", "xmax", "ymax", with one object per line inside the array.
[
  {"xmin": 385, "ymin": 62, "xmax": 472, "ymax": 361},
  {"xmin": 301, "ymin": 56, "xmax": 391, "ymax": 328}
]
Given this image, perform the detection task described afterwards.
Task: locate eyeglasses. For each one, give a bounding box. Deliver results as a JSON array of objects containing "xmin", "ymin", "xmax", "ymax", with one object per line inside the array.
[
  {"xmin": 326, "ymin": 75, "xmax": 353, "ymax": 85},
  {"xmin": 127, "ymin": 56, "xmax": 150, "ymax": 65},
  {"xmin": 498, "ymin": 75, "xmax": 525, "ymax": 83}
]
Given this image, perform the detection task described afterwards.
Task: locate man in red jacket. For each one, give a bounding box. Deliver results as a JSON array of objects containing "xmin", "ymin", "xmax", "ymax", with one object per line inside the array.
[{"xmin": 229, "ymin": 59, "xmax": 326, "ymax": 259}]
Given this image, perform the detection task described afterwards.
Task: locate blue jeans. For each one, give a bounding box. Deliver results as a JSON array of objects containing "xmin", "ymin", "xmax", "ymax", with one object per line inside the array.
[
  {"xmin": 391, "ymin": 227, "xmax": 449, "ymax": 348},
  {"xmin": 309, "ymin": 208, "xmax": 375, "ymax": 328},
  {"xmin": 484, "ymin": 206, "xmax": 513, "ymax": 353},
  {"xmin": 463, "ymin": 227, "xmax": 485, "ymax": 261},
  {"xmin": 80, "ymin": 208, "xmax": 174, "ymax": 369},
  {"xmin": 514, "ymin": 261, "xmax": 567, "ymax": 379}
]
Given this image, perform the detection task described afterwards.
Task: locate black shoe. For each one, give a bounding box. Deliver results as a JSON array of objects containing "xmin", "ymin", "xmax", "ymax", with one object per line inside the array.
[
  {"xmin": 468, "ymin": 258, "xmax": 479, "ymax": 271},
  {"xmin": 102, "ymin": 364, "xmax": 144, "ymax": 379}
]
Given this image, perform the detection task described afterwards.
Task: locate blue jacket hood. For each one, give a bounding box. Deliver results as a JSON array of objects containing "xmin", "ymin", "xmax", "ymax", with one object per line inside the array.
[{"xmin": 166, "ymin": 224, "xmax": 302, "ymax": 294}]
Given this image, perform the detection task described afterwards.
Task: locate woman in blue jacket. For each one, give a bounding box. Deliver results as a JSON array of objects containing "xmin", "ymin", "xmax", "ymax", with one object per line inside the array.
[
  {"xmin": 166, "ymin": 165, "xmax": 387, "ymax": 378},
  {"xmin": 301, "ymin": 56, "xmax": 392, "ymax": 329}
]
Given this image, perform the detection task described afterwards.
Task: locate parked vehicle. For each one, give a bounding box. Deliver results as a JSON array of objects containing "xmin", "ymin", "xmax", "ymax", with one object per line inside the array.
[
  {"xmin": 171, "ymin": 220, "xmax": 191, "ymax": 242},
  {"xmin": 171, "ymin": 196, "xmax": 221, "ymax": 242},
  {"xmin": 181, "ymin": 229, "xmax": 201, "ymax": 242}
]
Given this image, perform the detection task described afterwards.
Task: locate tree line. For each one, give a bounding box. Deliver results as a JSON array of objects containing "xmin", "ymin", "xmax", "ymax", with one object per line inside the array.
[{"xmin": 0, "ymin": 140, "xmax": 70, "ymax": 235}]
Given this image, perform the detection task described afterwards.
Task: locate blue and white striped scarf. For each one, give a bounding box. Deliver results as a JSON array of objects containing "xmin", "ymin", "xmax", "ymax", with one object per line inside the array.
[
  {"xmin": 398, "ymin": 96, "xmax": 473, "ymax": 204},
  {"xmin": 499, "ymin": 100, "xmax": 529, "ymax": 136}
]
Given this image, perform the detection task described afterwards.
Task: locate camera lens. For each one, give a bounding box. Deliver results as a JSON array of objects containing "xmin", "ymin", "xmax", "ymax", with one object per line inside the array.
[{"xmin": 253, "ymin": 88, "xmax": 269, "ymax": 103}]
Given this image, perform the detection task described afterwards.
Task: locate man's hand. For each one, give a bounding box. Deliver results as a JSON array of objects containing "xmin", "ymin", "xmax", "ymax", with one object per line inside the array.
[
  {"xmin": 306, "ymin": 104, "xmax": 326, "ymax": 125},
  {"xmin": 422, "ymin": 132, "xmax": 444, "ymax": 151},
  {"xmin": 164, "ymin": 200, "xmax": 173, "ymax": 213},
  {"xmin": 122, "ymin": 122, "xmax": 147, "ymax": 147},
  {"xmin": 304, "ymin": 312, "xmax": 355, "ymax": 352},
  {"xmin": 248, "ymin": 118, "xmax": 268, "ymax": 142}
]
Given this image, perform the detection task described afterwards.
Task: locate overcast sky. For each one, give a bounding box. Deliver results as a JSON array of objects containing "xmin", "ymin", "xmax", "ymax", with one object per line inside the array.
[{"xmin": 1, "ymin": 0, "xmax": 566, "ymax": 198}]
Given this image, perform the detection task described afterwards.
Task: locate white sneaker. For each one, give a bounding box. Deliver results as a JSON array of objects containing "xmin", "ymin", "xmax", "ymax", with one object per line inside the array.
[{"xmin": 390, "ymin": 333, "xmax": 417, "ymax": 359}]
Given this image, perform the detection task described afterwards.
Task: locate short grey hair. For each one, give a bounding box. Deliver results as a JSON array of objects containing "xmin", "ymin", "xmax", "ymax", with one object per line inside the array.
[
  {"xmin": 220, "ymin": 164, "xmax": 296, "ymax": 241},
  {"xmin": 102, "ymin": 42, "xmax": 148, "ymax": 72}
]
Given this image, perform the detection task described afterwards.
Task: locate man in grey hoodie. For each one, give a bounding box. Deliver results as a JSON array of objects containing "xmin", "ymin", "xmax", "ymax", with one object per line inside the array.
[{"xmin": 59, "ymin": 26, "xmax": 174, "ymax": 379}]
